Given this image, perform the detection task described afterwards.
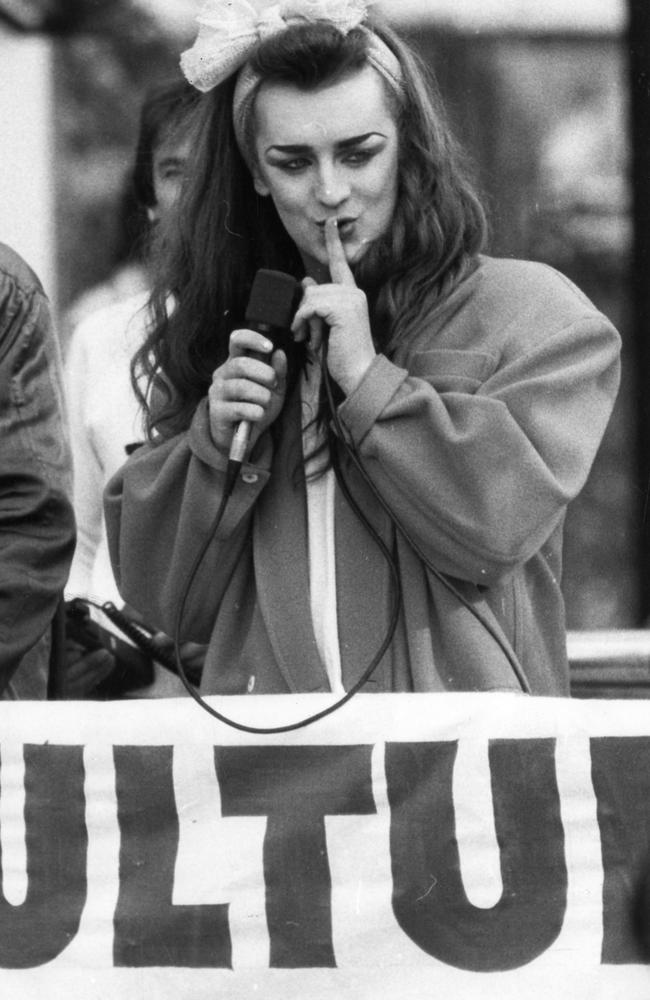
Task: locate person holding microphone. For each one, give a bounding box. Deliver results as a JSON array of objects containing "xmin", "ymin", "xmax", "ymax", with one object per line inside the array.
[{"xmin": 105, "ymin": 0, "xmax": 620, "ymax": 701}]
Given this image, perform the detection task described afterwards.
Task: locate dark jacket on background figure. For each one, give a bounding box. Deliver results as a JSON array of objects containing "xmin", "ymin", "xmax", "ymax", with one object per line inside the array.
[{"xmin": 0, "ymin": 243, "xmax": 75, "ymax": 697}]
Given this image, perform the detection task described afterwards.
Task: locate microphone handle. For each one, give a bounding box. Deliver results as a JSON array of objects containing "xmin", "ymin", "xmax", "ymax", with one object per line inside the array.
[
  {"xmin": 228, "ymin": 346, "xmax": 269, "ymax": 466},
  {"xmin": 229, "ymin": 417, "xmax": 253, "ymax": 465}
]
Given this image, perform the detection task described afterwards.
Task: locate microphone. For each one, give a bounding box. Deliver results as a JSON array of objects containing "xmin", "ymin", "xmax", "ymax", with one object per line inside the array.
[{"xmin": 228, "ymin": 269, "xmax": 299, "ymax": 470}]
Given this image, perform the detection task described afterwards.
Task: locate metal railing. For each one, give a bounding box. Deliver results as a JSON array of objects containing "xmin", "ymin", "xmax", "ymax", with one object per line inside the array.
[{"xmin": 568, "ymin": 630, "xmax": 650, "ymax": 698}]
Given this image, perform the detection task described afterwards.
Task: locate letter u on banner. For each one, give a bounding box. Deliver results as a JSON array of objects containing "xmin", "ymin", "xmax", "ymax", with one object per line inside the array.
[{"xmin": 385, "ymin": 738, "xmax": 568, "ymax": 971}]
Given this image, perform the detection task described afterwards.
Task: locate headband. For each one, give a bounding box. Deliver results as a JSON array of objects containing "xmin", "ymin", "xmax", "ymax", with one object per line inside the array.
[{"xmin": 180, "ymin": 0, "xmax": 404, "ymax": 155}]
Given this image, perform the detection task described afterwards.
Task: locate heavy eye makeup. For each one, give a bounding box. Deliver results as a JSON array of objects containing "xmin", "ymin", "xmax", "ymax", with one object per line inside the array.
[{"xmin": 264, "ymin": 134, "xmax": 387, "ymax": 174}]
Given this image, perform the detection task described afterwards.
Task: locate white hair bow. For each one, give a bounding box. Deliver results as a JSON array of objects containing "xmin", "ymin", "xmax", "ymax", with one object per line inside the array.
[{"xmin": 180, "ymin": 0, "xmax": 372, "ymax": 92}]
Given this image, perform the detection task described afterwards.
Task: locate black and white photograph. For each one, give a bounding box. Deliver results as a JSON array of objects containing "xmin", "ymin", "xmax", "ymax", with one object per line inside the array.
[{"xmin": 0, "ymin": 0, "xmax": 647, "ymax": 995}]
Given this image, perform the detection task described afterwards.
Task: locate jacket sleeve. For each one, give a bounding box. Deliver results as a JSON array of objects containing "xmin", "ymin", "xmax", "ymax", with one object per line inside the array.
[
  {"xmin": 104, "ymin": 399, "xmax": 273, "ymax": 641},
  {"xmin": 0, "ymin": 273, "xmax": 75, "ymax": 689},
  {"xmin": 336, "ymin": 288, "xmax": 621, "ymax": 586}
]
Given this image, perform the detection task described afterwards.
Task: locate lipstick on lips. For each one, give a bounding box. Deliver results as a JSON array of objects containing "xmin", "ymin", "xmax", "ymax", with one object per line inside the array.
[{"xmin": 317, "ymin": 217, "xmax": 357, "ymax": 239}]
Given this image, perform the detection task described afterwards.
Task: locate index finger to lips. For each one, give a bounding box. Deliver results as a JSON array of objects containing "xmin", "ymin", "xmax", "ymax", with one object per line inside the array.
[{"xmin": 325, "ymin": 218, "xmax": 356, "ymax": 286}]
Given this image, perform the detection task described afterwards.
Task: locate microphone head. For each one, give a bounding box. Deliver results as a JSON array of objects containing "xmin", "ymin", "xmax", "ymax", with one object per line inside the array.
[{"xmin": 245, "ymin": 269, "xmax": 298, "ymax": 331}]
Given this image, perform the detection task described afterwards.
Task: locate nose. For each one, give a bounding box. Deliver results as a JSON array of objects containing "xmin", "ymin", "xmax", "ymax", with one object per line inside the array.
[{"xmin": 314, "ymin": 162, "xmax": 350, "ymax": 209}]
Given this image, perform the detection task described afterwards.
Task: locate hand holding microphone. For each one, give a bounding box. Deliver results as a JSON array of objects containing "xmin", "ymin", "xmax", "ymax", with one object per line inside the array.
[
  {"xmin": 208, "ymin": 269, "xmax": 298, "ymax": 464},
  {"xmin": 208, "ymin": 226, "xmax": 375, "ymax": 479}
]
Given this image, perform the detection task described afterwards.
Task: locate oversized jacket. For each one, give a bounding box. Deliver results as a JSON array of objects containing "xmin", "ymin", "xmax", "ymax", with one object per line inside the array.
[
  {"xmin": 104, "ymin": 256, "xmax": 621, "ymax": 697},
  {"xmin": 0, "ymin": 243, "xmax": 75, "ymax": 696}
]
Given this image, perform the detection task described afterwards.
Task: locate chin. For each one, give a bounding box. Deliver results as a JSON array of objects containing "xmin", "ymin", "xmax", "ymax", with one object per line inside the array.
[{"xmin": 345, "ymin": 240, "xmax": 372, "ymax": 268}]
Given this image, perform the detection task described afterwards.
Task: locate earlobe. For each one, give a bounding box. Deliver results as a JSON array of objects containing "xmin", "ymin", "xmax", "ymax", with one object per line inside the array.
[{"xmin": 253, "ymin": 172, "xmax": 270, "ymax": 197}]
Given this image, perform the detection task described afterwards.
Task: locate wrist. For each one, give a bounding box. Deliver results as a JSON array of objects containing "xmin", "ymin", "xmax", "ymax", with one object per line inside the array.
[{"xmin": 337, "ymin": 352, "xmax": 376, "ymax": 396}]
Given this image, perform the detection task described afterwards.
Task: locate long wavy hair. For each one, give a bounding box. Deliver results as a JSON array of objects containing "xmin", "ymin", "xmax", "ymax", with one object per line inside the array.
[{"xmin": 134, "ymin": 17, "xmax": 487, "ymax": 439}]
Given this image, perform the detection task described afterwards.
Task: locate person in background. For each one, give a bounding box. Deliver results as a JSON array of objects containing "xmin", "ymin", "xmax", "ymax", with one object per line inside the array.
[
  {"xmin": 64, "ymin": 79, "xmax": 203, "ymax": 696},
  {"xmin": 106, "ymin": 1, "xmax": 620, "ymax": 700},
  {"xmin": 65, "ymin": 78, "xmax": 196, "ymax": 606},
  {"xmin": 60, "ymin": 179, "xmax": 150, "ymax": 349},
  {"xmin": 0, "ymin": 242, "xmax": 75, "ymax": 697}
]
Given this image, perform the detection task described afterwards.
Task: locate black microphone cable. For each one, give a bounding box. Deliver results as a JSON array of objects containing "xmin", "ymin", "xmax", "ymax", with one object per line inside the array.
[
  {"xmin": 169, "ymin": 331, "xmax": 530, "ymax": 731},
  {"xmin": 168, "ymin": 317, "xmax": 405, "ymax": 731},
  {"xmin": 169, "ymin": 421, "xmax": 403, "ymax": 734}
]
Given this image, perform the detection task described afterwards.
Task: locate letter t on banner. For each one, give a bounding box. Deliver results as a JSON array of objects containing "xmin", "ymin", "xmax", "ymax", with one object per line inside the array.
[{"xmin": 215, "ymin": 745, "xmax": 375, "ymax": 968}]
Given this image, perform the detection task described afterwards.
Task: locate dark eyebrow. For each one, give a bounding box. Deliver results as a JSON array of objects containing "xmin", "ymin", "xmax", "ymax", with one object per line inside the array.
[{"xmin": 265, "ymin": 131, "xmax": 384, "ymax": 155}]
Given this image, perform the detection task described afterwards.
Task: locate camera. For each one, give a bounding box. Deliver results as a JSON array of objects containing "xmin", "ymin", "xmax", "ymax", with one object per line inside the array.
[{"xmin": 64, "ymin": 598, "xmax": 154, "ymax": 697}]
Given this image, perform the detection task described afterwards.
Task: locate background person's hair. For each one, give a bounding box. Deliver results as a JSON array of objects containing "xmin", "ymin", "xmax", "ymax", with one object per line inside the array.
[
  {"xmin": 132, "ymin": 78, "xmax": 199, "ymax": 211},
  {"xmin": 135, "ymin": 17, "xmax": 488, "ymax": 439}
]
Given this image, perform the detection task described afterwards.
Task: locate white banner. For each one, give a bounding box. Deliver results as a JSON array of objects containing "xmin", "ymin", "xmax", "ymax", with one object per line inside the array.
[{"xmin": 0, "ymin": 692, "xmax": 649, "ymax": 998}]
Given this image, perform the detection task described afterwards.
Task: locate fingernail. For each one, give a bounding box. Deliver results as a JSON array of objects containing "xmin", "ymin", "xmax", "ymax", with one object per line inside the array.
[{"xmin": 262, "ymin": 339, "xmax": 273, "ymax": 351}]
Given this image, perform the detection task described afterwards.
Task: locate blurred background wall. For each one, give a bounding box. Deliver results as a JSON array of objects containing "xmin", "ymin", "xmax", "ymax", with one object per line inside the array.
[
  {"xmin": 0, "ymin": 24, "xmax": 55, "ymax": 302},
  {"xmin": 398, "ymin": 16, "xmax": 633, "ymax": 633},
  {"xmin": 0, "ymin": 0, "xmax": 637, "ymax": 632}
]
